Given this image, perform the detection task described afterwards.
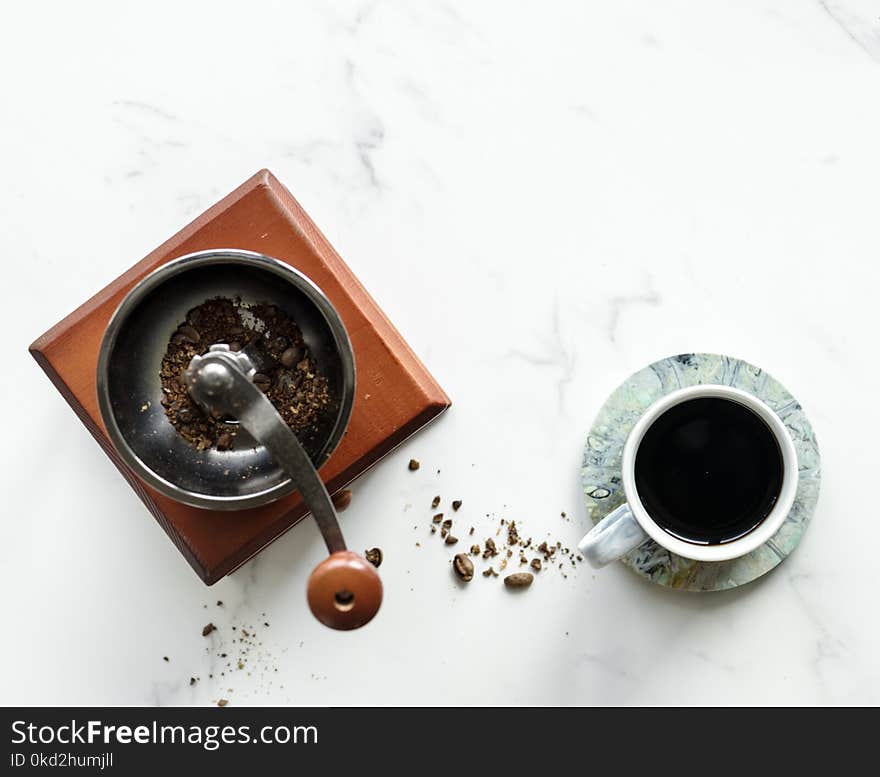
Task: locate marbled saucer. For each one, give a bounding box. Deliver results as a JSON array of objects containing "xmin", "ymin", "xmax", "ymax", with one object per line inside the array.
[{"xmin": 580, "ymin": 353, "xmax": 821, "ymax": 591}]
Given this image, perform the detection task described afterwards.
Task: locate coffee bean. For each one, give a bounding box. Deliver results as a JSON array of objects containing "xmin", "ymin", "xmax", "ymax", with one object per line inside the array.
[
  {"xmin": 253, "ymin": 373, "xmax": 271, "ymax": 392},
  {"xmin": 431, "ymin": 495, "xmax": 441, "ymax": 509},
  {"xmin": 331, "ymin": 489, "xmax": 352, "ymax": 512},
  {"xmin": 441, "ymin": 519, "xmax": 452, "ymax": 531},
  {"xmin": 408, "ymin": 459, "xmax": 420, "ymax": 471},
  {"xmin": 280, "ymin": 345, "xmax": 304, "ymax": 368},
  {"xmin": 453, "ymin": 553, "xmax": 474, "ymax": 582},
  {"xmin": 178, "ymin": 407, "xmax": 194, "ymax": 424},
  {"xmin": 216, "ymin": 432, "xmax": 232, "ymax": 451},
  {"xmin": 445, "ymin": 535, "xmax": 458, "ymax": 545},
  {"xmin": 452, "ymin": 500, "xmax": 462, "ymax": 511},
  {"xmin": 202, "ymin": 623, "xmax": 216, "ymax": 637},
  {"xmin": 365, "ymin": 547, "xmax": 383, "ymax": 567},
  {"xmin": 432, "ymin": 513, "xmax": 443, "ymax": 523},
  {"xmin": 177, "ymin": 325, "xmax": 200, "ymax": 343},
  {"xmin": 504, "ymin": 572, "xmax": 534, "ymax": 589}
]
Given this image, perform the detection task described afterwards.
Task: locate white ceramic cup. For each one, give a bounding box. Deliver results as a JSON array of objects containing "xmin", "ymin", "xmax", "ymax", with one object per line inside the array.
[{"xmin": 577, "ymin": 384, "xmax": 798, "ymax": 568}]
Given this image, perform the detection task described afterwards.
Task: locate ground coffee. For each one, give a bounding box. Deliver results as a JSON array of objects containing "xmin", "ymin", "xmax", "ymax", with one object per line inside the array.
[{"xmin": 160, "ymin": 297, "xmax": 331, "ymax": 451}]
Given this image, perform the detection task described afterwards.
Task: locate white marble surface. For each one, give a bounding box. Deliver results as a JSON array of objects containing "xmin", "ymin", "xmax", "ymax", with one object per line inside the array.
[{"xmin": 3, "ymin": 0, "xmax": 880, "ymax": 706}]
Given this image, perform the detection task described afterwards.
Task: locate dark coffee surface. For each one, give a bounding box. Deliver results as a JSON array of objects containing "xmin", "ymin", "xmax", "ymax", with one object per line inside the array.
[{"xmin": 634, "ymin": 397, "xmax": 783, "ymax": 545}]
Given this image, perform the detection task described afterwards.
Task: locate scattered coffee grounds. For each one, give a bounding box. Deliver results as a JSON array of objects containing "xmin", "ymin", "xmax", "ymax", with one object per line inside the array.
[
  {"xmin": 202, "ymin": 623, "xmax": 216, "ymax": 637},
  {"xmin": 365, "ymin": 547, "xmax": 383, "ymax": 567},
  {"xmin": 160, "ymin": 297, "xmax": 332, "ymax": 451},
  {"xmin": 184, "ymin": 612, "xmax": 284, "ymax": 704},
  {"xmin": 420, "ymin": 493, "xmax": 583, "ymax": 586},
  {"xmin": 410, "ymin": 464, "xmax": 584, "ymax": 591},
  {"xmin": 331, "ymin": 489, "xmax": 353, "ymax": 512},
  {"xmin": 504, "ymin": 572, "xmax": 533, "ymax": 589},
  {"xmin": 453, "ymin": 553, "xmax": 474, "ymax": 582},
  {"xmin": 408, "ymin": 459, "xmax": 420, "ymax": 471}
]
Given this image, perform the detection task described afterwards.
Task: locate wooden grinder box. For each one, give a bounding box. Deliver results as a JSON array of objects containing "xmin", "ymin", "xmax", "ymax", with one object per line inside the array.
[{"xmin": 30, "ymin": 169, "xmax": 450, "ymax": 584}]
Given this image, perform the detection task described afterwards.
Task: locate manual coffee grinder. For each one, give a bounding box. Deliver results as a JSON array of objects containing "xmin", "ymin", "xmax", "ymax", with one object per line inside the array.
[{"xmin": 96, "ymin": 249, "xmax": 382, "ymax": 630}]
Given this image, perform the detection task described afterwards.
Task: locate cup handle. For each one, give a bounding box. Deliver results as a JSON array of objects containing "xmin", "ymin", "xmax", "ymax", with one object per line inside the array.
[{"xmin": 578, "ymin": 503, "xmax": 649, "ymax": 568}]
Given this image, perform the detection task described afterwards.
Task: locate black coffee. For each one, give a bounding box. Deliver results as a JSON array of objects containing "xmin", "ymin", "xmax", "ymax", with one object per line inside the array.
[{"xmin": 634, "ymin": 397, "xmax": 783, "ymax": 545}]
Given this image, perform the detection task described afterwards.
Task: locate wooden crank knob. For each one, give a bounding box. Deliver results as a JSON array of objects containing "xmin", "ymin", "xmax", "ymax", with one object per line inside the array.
[{"xmin": 307, "ymin": 551, "xmax": 383, "ymax": 630}]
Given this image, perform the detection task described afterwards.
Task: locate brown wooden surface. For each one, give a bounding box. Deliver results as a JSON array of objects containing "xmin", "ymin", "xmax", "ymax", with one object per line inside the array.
[{"xmin": 29, "ymin": 169, "xmax": 450, "ymax": 584}]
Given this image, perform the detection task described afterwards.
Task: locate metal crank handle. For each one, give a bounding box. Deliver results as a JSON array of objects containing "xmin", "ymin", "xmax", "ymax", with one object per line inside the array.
[{"xmin": 185, "ymin": 347, "xmax": 382, "ymax": 630}]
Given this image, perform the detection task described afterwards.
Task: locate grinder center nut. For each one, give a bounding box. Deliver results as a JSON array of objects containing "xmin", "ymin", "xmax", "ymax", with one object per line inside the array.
[
  {"xmin": 184, "ymin": 345, "xmax": 256, "ymax": 416},
  {"xmin": 190, "ymin": 362, "xmax": 234, "ymax": 397}
]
